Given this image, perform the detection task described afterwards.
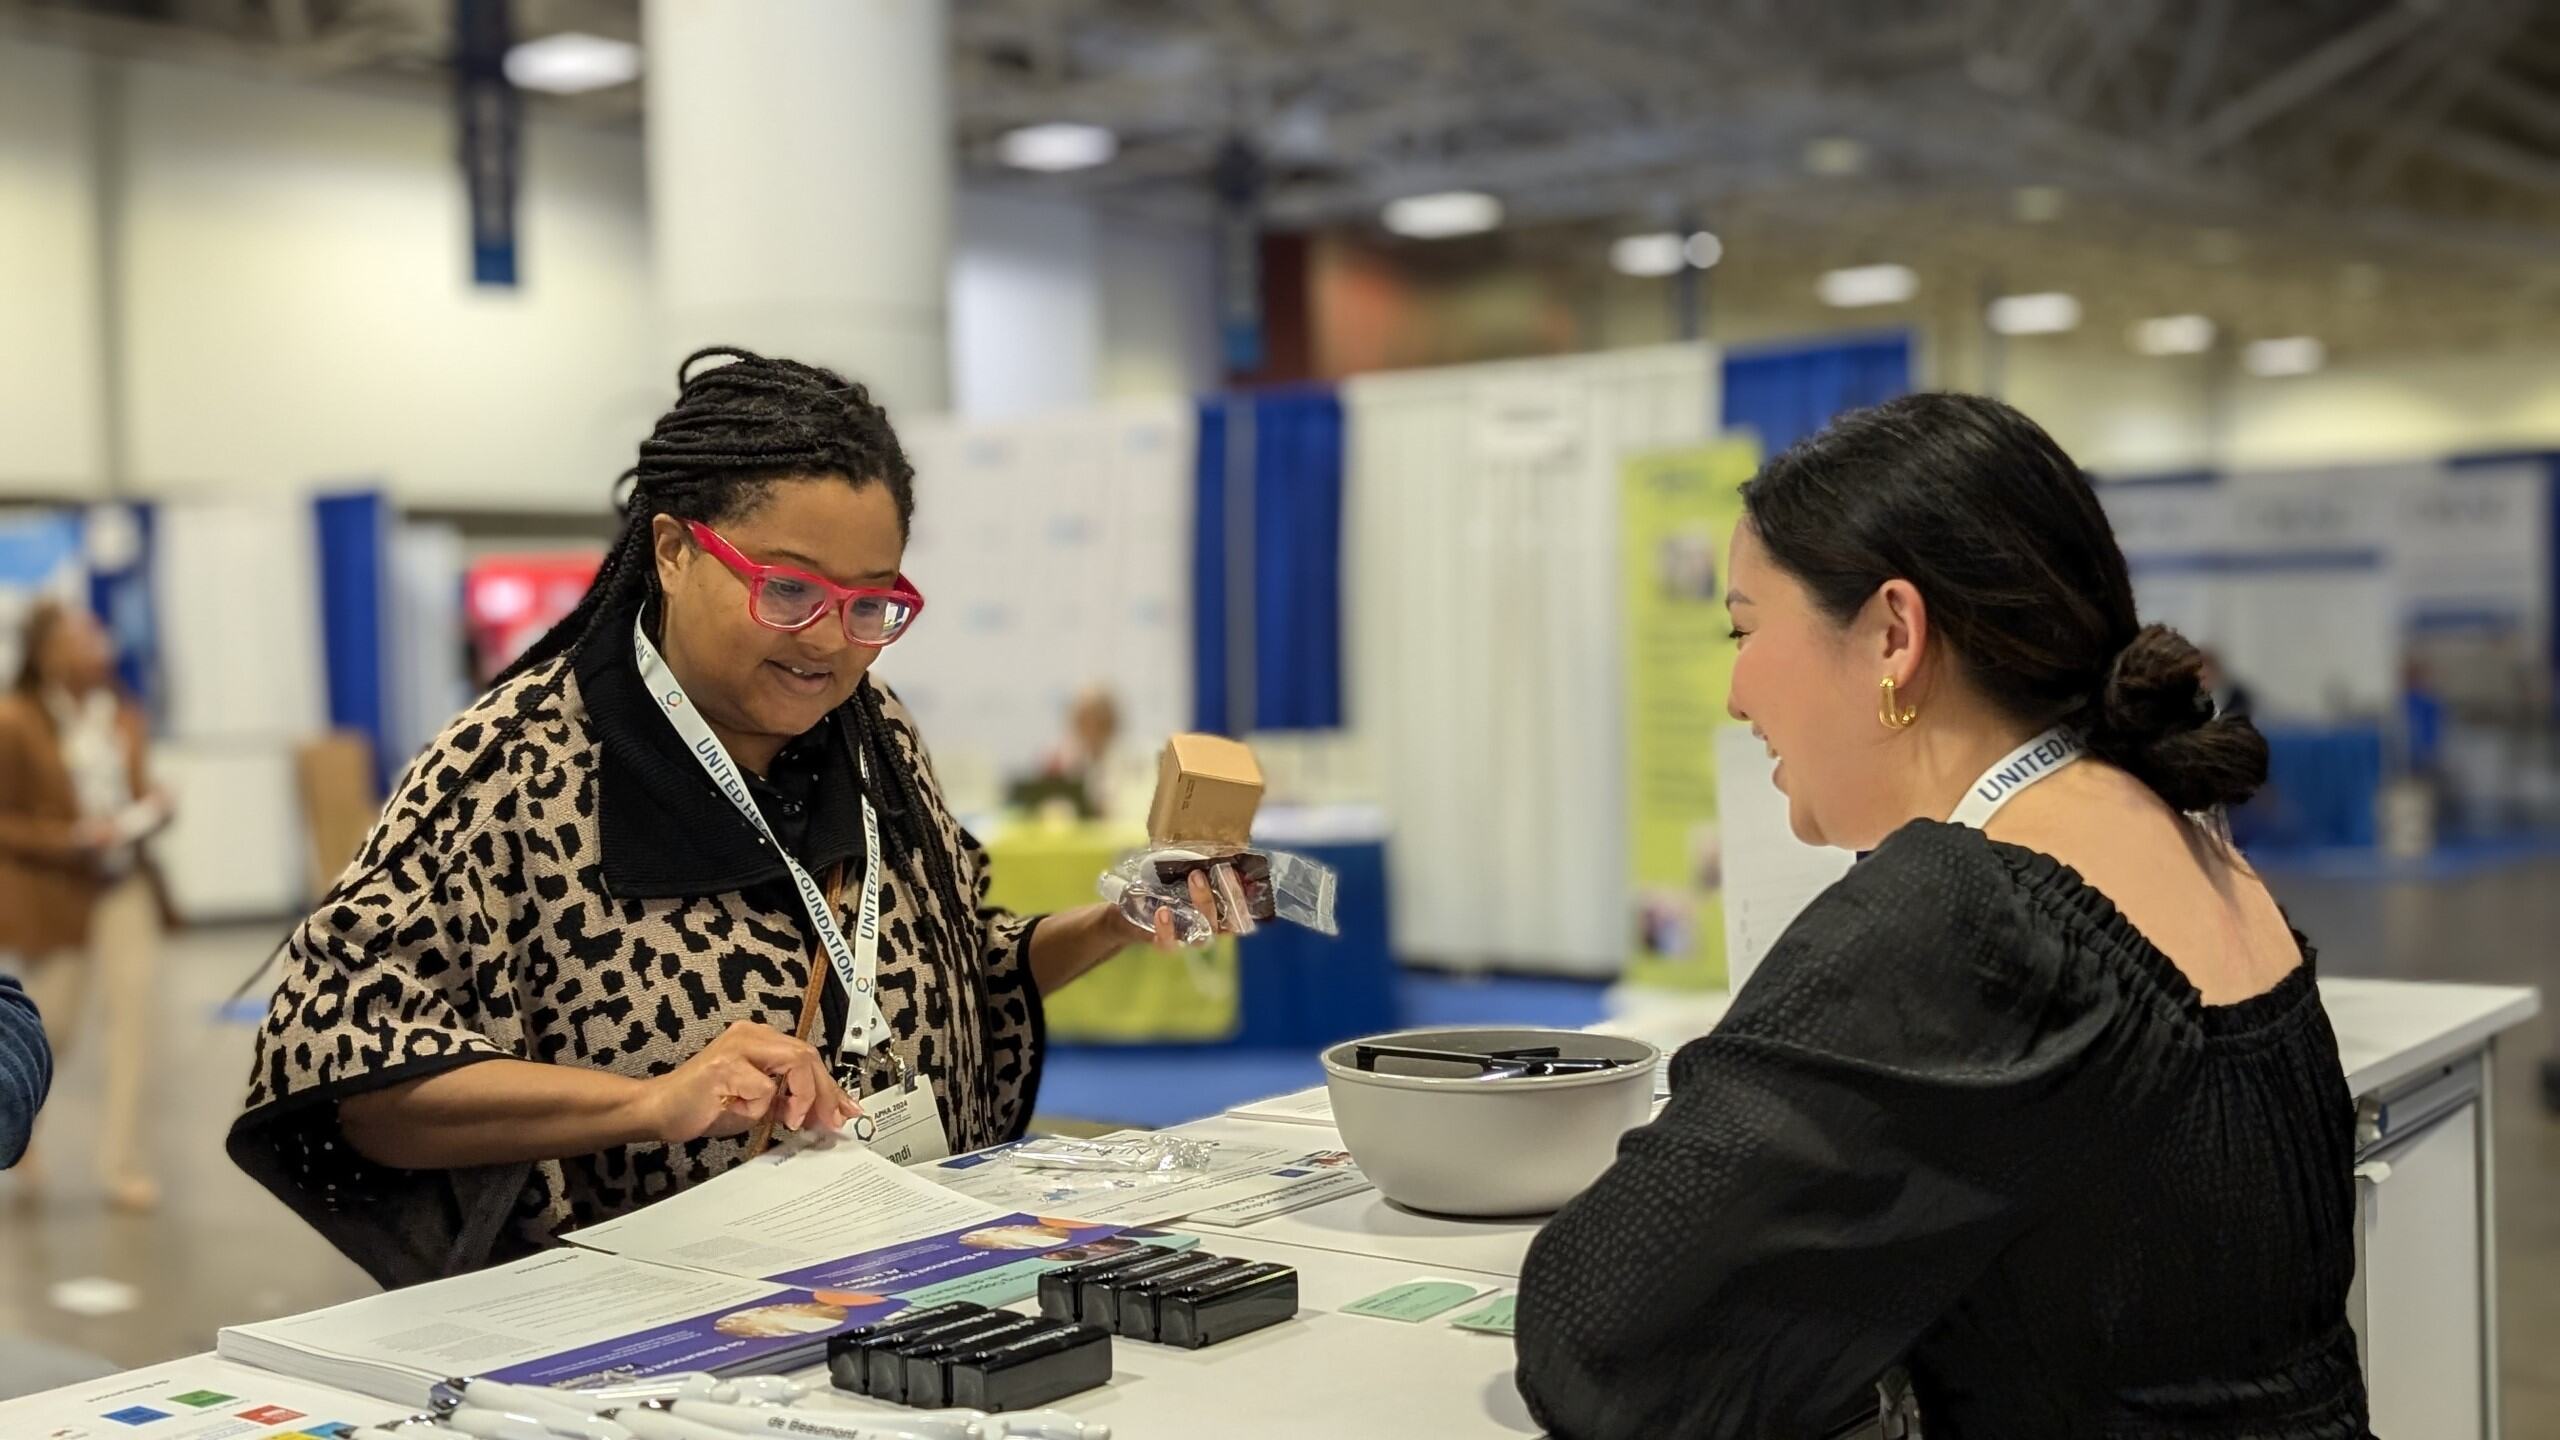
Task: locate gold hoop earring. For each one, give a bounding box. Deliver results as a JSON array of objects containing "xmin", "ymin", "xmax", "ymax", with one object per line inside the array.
[{"xmin": 1879, "ymin": 676, "xmax": 1918, "ymax": 730}]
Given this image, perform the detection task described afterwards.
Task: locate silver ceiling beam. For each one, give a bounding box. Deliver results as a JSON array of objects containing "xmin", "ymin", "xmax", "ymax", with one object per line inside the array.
[{"xmin": 2170, "ymin": 0, "xmax": 2439, "ymax": 162}]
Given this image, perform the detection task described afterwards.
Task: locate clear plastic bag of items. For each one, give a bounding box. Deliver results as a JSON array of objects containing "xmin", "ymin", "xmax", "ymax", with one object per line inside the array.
[
  {"xmin": 1096, "ymin": 846, "xmax": 1340, "ymax": 947},
  {"xmin": 1011, "ymin": 1134, "xmax": 1217, "ymax": 1174}
]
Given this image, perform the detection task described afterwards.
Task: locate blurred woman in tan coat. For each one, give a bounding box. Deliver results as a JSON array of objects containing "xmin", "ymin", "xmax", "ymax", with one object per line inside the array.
[{"xmin": 0, "ymin": 601, "xmax": 169, "ymax": 1213}]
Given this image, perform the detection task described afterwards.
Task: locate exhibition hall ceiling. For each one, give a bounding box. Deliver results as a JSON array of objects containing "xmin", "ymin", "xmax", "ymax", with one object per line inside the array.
[{"xmin": 11, "ymin": 0, "xmax": 2560, "ymax": 344}]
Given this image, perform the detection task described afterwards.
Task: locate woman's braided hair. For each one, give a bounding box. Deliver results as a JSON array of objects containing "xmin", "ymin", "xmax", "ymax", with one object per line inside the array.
[{"xmin": 497, "ymin": 345, "xmax": 915, "ymax": 684}]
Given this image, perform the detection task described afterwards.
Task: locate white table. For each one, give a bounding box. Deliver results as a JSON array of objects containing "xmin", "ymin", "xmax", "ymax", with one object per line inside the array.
[
  {"xmin": 1172, "ymin": 1115, "xmax": 1543, "ymax": 1278},
  {"xmin": 882, "ymin": 1230, "xmax": 1540, "ymax": 1439},
  {"xmin": 1194, "ymin": 976, "xmax": 2547, "ymax": 1440},
  {"xmin": 10, "ymin": 978, "xmax": 2537, "ymax": 1440},
  {"xmin": 1036, "ymin": 977, "xmax": 2550, "ymax": 1437}
]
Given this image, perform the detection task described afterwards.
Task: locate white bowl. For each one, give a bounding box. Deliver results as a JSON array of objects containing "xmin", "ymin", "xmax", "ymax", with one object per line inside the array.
[{"xmin": 1321, "ymin": 1027, "xmax": 1662, "ymax": 1218}]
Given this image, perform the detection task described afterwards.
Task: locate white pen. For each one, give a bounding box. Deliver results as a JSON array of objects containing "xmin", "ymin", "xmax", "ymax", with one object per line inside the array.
[
  {"xmin": 777, "ymin": 1409, "xmax": 987, "ymax": 1440},
  {"xmin": 438, "ymin": 1406, "xmax": 625, "ymax": 1440},
  {"xmin": 984, "ymin": 1414, "xmax": 1112, "ymax": 1440},
  {"xmin": 458, "ymin": 1400, "xmax": 639, "ymax": 1440},
  {"xmin": 595, "ymin": 1405, "xmax": 739, "ymax": 1440},
  {"xmin": 579, "ymin": 1374, "xmax": 808, "ymax": 1407},
  {"xmin": 441, "ymin": 1378, "xmax": 628, "ymax": 1429},
  {"xmin": 648, "ymin": 1397, "xmax": 944, "ymax": 1440},
  {"xmin": 716, "ymin": 1376, "xmax": 809, "ymax": 1406}
]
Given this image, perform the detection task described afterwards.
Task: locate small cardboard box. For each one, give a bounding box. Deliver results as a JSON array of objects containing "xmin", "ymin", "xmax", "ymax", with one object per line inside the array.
[{"xmin": 1147, "ymin": 734, "xmax": 1264, "ymax": 847}]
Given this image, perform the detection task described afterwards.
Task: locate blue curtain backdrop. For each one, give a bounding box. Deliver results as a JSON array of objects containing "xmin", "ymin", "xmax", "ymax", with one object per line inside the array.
[
  {"xmin": 1721, "ymin": 332, "xmax": 1914, "ymax": 457},
  {"xmin": 2241, "ymin": 723, "xmax": 2385, "ymax": 851},
  {"xmin": 1193, "ymin": 386, "xmax": 1345, "ymax": 734},
  {"xmin": 314, "ymin": 491, "xmax": 394, "ymax": 793},
  {"xmin": 86, "ymin": 505, "xmax": 158, "ymax": 709}
]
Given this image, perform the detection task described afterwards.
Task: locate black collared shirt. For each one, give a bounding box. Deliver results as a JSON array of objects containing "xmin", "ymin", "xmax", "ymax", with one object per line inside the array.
[
  {"xmin": 572, "ymin": 607, "xmax": 868, "ymax": 901},
  {"xmin": 741, "ymin": 723, "xmax": 836, "ymax": 873}
]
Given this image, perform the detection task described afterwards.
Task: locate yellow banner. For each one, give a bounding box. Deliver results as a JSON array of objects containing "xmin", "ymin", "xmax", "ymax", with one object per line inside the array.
[{"xmin": 1621, "ymin": 439, "xmax": 1760, "ymax": 991}]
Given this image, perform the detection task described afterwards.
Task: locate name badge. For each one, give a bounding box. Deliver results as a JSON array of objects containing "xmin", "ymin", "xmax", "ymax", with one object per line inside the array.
[{"xmin": 850, "ymin": 1077, "xmax": 950, "ymax": 1165}]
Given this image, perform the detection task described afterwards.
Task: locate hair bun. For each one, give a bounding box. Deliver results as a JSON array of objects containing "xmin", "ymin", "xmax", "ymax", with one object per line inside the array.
[
  {"xmin": 2095, "ymin": 626, "xmax": 2212, "ymax": 745},
  {"xmin": 2081, "ymin": 624, "xmax": 2268, "ymax": 813}
]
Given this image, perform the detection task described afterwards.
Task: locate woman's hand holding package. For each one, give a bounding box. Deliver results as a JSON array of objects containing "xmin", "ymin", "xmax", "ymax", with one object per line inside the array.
[{"xmin": 1141, "ymin": 869, "xmax": 1225, "ymax": 950}]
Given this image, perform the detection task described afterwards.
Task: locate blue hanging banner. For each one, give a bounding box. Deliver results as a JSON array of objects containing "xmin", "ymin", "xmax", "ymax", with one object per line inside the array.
[
  {"xmin": 84, "ymin": 504, "xmax": 159, "ymax": 716},
  {"xmin": 1213, "ymin": 138, "xmax": 1266, "ymax": 377},
  {"xmin": 314, "ymin": 492, "xmax": 396, "ymax": 794},
  {"xmin": 456, "ymin": 0, "xmax": 520, "ymax": 288},
  {"xmin": 1720, "ymin": 331, "xmax": 1912, "ymax": 456},
  {"xmin": 1192, "ymin": 386, "xmax": 1345, "ymax": 734}
]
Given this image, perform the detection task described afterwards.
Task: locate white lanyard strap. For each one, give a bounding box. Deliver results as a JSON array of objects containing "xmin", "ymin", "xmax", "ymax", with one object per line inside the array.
[
  {"xmin": 1946, "ymin": 726, "xmax": 2085, "ymax": 830},
  {"xmin": 633, "ymin": 617, "xmax": 888, "ymax": 1057}
]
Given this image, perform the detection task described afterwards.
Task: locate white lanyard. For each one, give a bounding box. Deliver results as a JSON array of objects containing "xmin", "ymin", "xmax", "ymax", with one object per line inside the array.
[
  {"xmin": 633, "ymin": 617, "xmax": 889, "ymax": 1058},
  {"xmin": 1946, "ymin": 726, "xmax": 2085, "ymax": 830}
]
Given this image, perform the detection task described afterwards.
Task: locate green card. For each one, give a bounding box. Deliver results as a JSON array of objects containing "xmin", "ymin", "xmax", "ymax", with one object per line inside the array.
[
  {"xmin": 1449, "ymin": 1293, "xmax": 1517, "ymax": 1335},
  {"xmin": 895, "ymin": 1233, "xmax": 1201, "ymax": 1309},
  {"xmin": 169, "ymin": 1391, "xmax": 236, "ymax": 1408},
  {"xmin": 1341, "ymin": 1278, "xmax": 1492, "ymax": 1323}
]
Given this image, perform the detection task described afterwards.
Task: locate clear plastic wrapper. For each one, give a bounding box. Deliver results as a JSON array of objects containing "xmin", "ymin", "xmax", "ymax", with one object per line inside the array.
[
  {"xmin": 1096, "ymin": 846, "xmax": 1339, "ymax": 944},
  {"xmin": 1010, "ymin": 1135, "xmax": 1215, "ymax": 1174},
  {"xmin": 1263, "ymin": 850, "xmax": 1339, "ymax": 935}
]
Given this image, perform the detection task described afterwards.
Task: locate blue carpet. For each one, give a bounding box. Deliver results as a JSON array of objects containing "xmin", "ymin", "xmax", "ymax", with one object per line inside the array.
[{"xmin": 1036, "ymin": 969, "xmax": 1609, "ymax": 1129}]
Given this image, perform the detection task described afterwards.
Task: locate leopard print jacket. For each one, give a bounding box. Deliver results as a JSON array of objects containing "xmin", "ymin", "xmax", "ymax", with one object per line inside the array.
[{"xmin": 226, "ymin": 649, "xmax": 1046, "ymax": 1289}]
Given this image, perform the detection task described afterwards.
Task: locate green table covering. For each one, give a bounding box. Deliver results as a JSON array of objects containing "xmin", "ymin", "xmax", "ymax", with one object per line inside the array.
[{"xmin": 982, "ymin": 820, "xmax": 1239, "ymax": 1042}]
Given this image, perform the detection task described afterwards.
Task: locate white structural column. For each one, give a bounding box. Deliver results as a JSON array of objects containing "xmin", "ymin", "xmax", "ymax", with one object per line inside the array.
[{"xmin": 644, "ymin": 0, "xmax": 953, "ymax": 414}]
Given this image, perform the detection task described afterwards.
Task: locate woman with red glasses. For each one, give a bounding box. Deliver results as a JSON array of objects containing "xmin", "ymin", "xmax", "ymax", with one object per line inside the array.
[{"xmin": 229, "ymin": 348, "xmax": 1207, "ymax": 1287}]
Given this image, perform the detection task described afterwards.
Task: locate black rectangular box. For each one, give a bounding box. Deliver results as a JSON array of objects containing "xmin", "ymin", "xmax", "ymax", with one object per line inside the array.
[
  {"xmin": 1080, "ymin": 1249, "xmax": 1222, "ymax": 1332},
  {"xmin": 1156, "ymin": 1262, "xmax": 1299, "ymax": 1349},
  {"xmin": 1116, "ymin": 1257, "xmax": 1250, "ymax": 1342},
  {"xmin": 898, "ymin": 1314, "xmax": 1049, "ymax": 1408},
  {"xmin": 825, "ymin": 1302, "xmax": 987, "ymax": 1394},
  {"xmin": 946, "ymin": 1323, "xmax": 1113, "ymax": 1413},
  {"xmin": 1037, "ymin": 1244, "xmax": 1176, "ymax": 1322},
  {"xmin": 866, "ymin": 1307, "xmax": 1022, "ymax": 1400}
]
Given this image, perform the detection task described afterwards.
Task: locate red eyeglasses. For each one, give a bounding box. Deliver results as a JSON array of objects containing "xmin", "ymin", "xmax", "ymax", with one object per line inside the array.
[{"xmin": 685, "ymin": 521, "xmax": 925, "ymax": 647}]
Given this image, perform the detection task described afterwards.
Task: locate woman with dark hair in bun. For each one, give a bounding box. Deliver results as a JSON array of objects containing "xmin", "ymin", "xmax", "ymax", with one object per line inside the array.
[{"xmin": 1517, "ymin": 394, "xmax": 2368, "ymax": 1439}]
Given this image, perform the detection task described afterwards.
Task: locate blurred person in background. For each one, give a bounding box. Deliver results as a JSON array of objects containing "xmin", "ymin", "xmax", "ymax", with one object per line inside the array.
[
  {"xmin": 1010, "ymin": 685, "xmax": 1122, "ymax": 820},
  {"xmin": 1516, "ymin": 395, "xmax": 2366, "ymax": 1439},
  {"xmin": 232, "ymin": 348, "xmax": 1218, "ymax": 1288},
  {"xmin": 0, "ymin": 600, "xmax": 169, "ymax": 1214}
]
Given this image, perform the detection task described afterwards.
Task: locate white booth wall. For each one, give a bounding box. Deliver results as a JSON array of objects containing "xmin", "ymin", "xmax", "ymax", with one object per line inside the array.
[
  {"xmin": 1344, "ymin": 344, "xmax": 1719, "ymax": 976},
  {"xmin": 879, "ymin": 397, "xmax": 1197, "ymax": 814},
  {"xmin": 152, "ymin": 495, "xmax": 330, "ymax": 919},
  {"xmin": 2099, "ymin": 460, "xmax": 2552, "ymax": 725}
]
